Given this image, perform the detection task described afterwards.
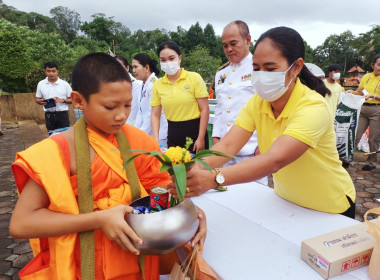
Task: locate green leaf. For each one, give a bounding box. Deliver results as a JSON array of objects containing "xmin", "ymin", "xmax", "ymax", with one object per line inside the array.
[
  {"xmin": 127, "ymin": 149, "xmax": 170, "ymax": 165},
  {"xmin": 170, "ymin": 196, "xmax": 180, "ymax": 207},
  {"xmin": 172, "ymin": 164, "xmax": 186, "ymax": 201},
  {"xmin": 193, "ymin": 158, "xmax": 212, "ymax": 171},
  {"xmin": 184, "ymin": 161, "xmax": 195, "ymax": 171},
  {"xmin": 150, "ymin": 154, "xmax": 169, "ymax": 166},
  {"xmin": 216, "ymin": 186, "xmax": 228, "ymax": 191},
  {"xmin": 128, "ymin": 149, "xmax": 154, "ymax": 154},
  {"xmin": 160, "ymin": 153, "xmax": 172, "ymax": 164},
  {"xmin": 159, "ymin": 164, "xmax": 171, "ymax": 173},
  {"xmin": 192, "ymin": 150, "xmax": 234, "ymax": 160},
  {"xmin": 148, "ymin": 150, "xmax": 163, "ymax": 156},
  {"xmin": 123, "ymin": 154, "xmax": 144, "ymax": 168}
]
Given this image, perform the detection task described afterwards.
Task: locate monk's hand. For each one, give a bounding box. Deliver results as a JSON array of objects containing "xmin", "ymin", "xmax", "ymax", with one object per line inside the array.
[
  {"xmin": 98, "ymin": 205, "xmax": 142, "ymax": 255},
  {"xmin": 191, "ymin": 207, "xmax": 207, "ymax": 248}
]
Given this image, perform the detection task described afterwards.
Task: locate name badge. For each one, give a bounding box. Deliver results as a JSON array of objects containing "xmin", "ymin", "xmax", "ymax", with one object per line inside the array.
[{"xmin": 241, "ymin": 73, "xmax": 252, "ymax": 81}]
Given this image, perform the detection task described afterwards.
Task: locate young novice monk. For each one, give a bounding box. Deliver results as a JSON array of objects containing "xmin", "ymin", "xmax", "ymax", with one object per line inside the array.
[{"xmin": 10, "ymin": 53, "xmax": 206, "ymax": 280}]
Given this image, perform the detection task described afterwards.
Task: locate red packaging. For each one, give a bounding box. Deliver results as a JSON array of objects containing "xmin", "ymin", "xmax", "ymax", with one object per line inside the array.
[{"xmin": 150, "ymin": 187, "xmax": 169, "ymax": 211}]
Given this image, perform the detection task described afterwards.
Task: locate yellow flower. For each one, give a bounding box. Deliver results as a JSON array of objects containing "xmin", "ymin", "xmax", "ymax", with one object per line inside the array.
[
  {"xmin": 183, "ymin": 150, "xmax": 191, "ymax": 163},
  {"xmin": 165, "ymin": 146, "xmax": 191, "ymax": 164}
]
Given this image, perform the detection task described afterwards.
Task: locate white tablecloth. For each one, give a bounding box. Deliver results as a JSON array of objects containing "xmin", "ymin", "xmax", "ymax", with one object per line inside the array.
[{"xmin": 188, "ymin": 182, "xmax": 370, "ymax": 280}]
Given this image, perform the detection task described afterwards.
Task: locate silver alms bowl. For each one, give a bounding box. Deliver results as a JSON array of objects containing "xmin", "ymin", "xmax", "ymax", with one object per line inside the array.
[{"xmin": 126, "ymin": 196, "xmax": 199, "ymax": 255}]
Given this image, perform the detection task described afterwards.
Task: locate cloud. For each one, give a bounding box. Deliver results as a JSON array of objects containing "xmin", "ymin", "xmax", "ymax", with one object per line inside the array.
[{"xmin": 8, "ymin": 0, "xmax": 379, "ymax": 48}]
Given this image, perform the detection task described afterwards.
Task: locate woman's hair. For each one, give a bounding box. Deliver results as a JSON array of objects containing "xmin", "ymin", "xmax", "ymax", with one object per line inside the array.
[
  {"xmin": 133, "ymin": 53, "xmax": 160, "ymax": 76},
  {"xmin": 157, "ymin": 40, "xmax": 181, "ymax": 56},
  {"xmin": 115, "ymin": 55, "xmax": 129, "ymax": 68},
  {"xmin": 372, "ymin": 54, "xmax": 380, "ymax": 65},
  {"xmin": 255, "ymin": 26, "xmax": 331, "ymax": 97}
]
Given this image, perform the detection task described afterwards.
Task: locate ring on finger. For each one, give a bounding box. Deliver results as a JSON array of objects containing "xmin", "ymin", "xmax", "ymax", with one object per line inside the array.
[{"xmin": 186, "ymin": 187, "xmax": 190, "ymax": 193}]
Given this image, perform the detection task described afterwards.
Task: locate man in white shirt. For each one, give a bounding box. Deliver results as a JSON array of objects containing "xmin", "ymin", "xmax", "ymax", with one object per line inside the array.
[
  {"xmin": 36, "ymin": 62, "xmax": 72, "ymax": 134},
  {"xmin": 213, "ymin": 20, "xmax": 267, "ymax": 185}
]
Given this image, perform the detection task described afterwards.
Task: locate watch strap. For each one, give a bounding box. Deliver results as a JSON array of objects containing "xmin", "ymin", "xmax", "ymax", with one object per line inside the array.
[{"xmin": 214, "ymin": 168, "xmax": 228, "ymax": 192}]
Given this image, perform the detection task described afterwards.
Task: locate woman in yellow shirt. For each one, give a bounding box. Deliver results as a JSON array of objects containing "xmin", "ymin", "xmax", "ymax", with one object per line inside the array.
[
  {"xmin": 151, "ymin": 41, "xmax": 209, "ymax": 153},
  {"xmin": 169, "ymin": 27, "xmax": 356, "ymax": 218},
  {"xmin": 347, "ymin": 54, "xmax": 380, "ymax": 171}
]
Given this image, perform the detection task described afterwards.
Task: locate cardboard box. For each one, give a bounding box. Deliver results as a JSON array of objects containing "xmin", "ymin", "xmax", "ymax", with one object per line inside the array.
[{"xmin": 301, "ymin": 222, "xmax": 375, "ymax": 279}]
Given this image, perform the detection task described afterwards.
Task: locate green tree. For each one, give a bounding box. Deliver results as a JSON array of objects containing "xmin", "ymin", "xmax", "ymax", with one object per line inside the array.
[
  {"xmin": 24, "ymin": 12, "xmax": 57, "ymax": 33},
  {"xmin": 215, "ymin": 36, "xmax": 228, "ymax": 64},
  {"xmin": 183, "ymin": 22, "xmax": 205, "ymax": 52},
  {"xmin": 25, "ymin": 68, "xmax": 45, "ymax": 91},
  {"xmin": 181, "ymin": 45, "xmax": 221, "ymax": 83},
  {"xmin": 69, "ymin": 37, "xmax": 109, "ymax": 53},
  {"xmin": 50, "ymin": 6, "xmax": 81, "ymax": 43},
  {"xmin": 81, "ymin": 13, "xmax": 130, "ymax": 46},
  {"xmin": 204, "ymin": 24, "xmax": 217, "ymax": 56},
  {"xmin": 352, "ymin": 25, "xmax": 380, "ymax": 71},
  {"xmin": 170, "ymin": 26, "xmax": 187, "ymax": 47},
  {"xmin": 145, "ymin": 29, "xmax": 170, "ymax": 51},
  {"xmin": 24, "ymin": 31, "xmax": 77, "ymax": 71},
  {"xmin": 0, "ymin": 18, "xmax": 77, "ymax": 76},
  {"xmin": 0, "ymin": 2, "xmax": 57, "ymax": 33},
  {"xmin": 313, "ymin": 31, "xmax": 360, "ymax": 73},
  {"xmin": 0, "ymin": 30, "xmax": 32, "ymax": 92},
  {"xmin": 304, "ymin": 41, "xmax": 315, "ymax": 64},
  {"xmin": 0, "ymin": 1, "xmax": 27, "ymax": 26}
]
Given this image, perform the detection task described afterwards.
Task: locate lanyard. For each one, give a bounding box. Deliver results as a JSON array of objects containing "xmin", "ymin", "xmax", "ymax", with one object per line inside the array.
[{"xmin": 364, "ymin": 73, "xmax": 380, "ymax": 94}]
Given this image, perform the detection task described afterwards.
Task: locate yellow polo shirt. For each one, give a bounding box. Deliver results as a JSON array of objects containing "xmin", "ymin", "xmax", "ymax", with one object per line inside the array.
[
  {"xmin": 323, "ymin": 79, "xmax": 344, "ymax": 115},
  {"xmin": 235, "ymin": 79, "xmax": 355, "ymax": 213},
  {"xmin": 151, "ymin": 69, "xmax": 208, "ymax": 121},
  {"xmin": 360, "ymin": 72, "xmax": 380, "ymax": 104}
]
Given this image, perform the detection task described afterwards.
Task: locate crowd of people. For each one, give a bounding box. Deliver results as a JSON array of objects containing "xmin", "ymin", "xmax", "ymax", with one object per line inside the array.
[{"xmin": 7, "ymin": 19, "xmax": 380, "ymax": 279}]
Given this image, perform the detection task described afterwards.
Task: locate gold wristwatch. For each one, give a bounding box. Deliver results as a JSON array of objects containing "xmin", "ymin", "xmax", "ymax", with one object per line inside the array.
[{"xmin": 215, "ymin": 168, "xmax": 227, "ymax": 191}]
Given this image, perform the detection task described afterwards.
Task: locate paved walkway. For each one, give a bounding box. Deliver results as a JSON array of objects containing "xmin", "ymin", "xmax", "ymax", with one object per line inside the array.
[
  {"xmin": 0, "ymin": 120, "xmax": 379, "ymax": 279},
  {"xmin": 0, "ymin": 121, "xmax": 46, "ymax": 280}
]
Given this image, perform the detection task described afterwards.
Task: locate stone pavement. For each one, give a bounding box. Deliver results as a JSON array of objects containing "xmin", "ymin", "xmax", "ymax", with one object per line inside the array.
[
  {"xmin": 0, "ymin": 121, "xmax": 47, "ymax": 280},
  {"xmin": 0, "ymin": 120, "xmax": 379, "ymax": 279}
]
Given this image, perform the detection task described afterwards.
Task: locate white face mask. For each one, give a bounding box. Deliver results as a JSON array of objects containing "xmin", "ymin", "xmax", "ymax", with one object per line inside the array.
[
  {"xmin": 332, "ymin": 72, "xmax": 341, "ymax": 80},
  {"xmin": 160, "ymin": 61, "xmax": 180, "ymax": 75},
  {"xmin": 251, "ymin": 62, "xmax": 295, "ymax": 102}
]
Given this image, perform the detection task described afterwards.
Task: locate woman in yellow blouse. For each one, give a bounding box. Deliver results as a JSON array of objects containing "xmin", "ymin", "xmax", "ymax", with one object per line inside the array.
[
  {"xmin": 168, "ymin": 27, "xmax": 356, "ymax": 218},
  {"xmin": 150, "ymin": 41, "xmax": 209, "ymax": 153},
  {"xmin": 347, "ymin": 54, "xmax": 380, "ymax": 171}
]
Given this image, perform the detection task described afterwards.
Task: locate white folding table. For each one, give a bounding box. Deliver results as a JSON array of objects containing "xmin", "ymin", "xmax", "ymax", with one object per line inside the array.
[{"xmin": 187, "ymin": 182, "xmax": 371, "ymax": 280}]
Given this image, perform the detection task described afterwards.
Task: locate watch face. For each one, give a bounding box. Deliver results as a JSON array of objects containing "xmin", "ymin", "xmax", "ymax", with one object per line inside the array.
[{"xmin": 216, "ymin": 173, "xmax": 225, "ymax": 184}]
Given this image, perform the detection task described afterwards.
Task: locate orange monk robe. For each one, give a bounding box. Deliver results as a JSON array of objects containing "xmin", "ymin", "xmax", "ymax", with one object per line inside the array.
[{"xmin": 12, "ymin": 124, "xmax": 171, "ymax": 280}]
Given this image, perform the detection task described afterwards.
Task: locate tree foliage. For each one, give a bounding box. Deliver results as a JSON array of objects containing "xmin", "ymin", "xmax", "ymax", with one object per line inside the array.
[
  {"xmin": 352, "ymin": 25, "xmax": 380, "ymax": 71},
  {"xmin": 183, "ymin": 22, "xmax": 205, "ymax": 52},
  {"xmin": 0, "ymin": 0, "xmax": 378, "ymax": 93},
  {"xmin": 81, "ymin": 13, "xmax": 130, "ymax": 45},
  {"xmin": 0, "ymin": 29, "xmax": 32, "ymax": 92},
  {"xmin": 50, "ymin": 6, "xmax": 81, "ymax": 43},
  {"xmin": 182, "ymin": 45, "xmax": 222, "ymax": 83},
  {"xmin": 313, "ymin": 31, "xmax": 360, "ymax": 73},
  {"xmin": 25, "ymin": 68, "xmax": 45, "ymax": 91}
]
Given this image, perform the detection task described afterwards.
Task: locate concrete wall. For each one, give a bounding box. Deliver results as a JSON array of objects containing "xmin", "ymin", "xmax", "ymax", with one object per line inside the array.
[{"xmin": 0, "ymin": 93, "xmax": 75, "ymax": 125}]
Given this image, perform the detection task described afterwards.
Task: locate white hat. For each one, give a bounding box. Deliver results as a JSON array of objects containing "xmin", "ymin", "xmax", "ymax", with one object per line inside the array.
[{"xmin": 305, "ymin": 63, "xmax": 325, "ymax": 78}]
